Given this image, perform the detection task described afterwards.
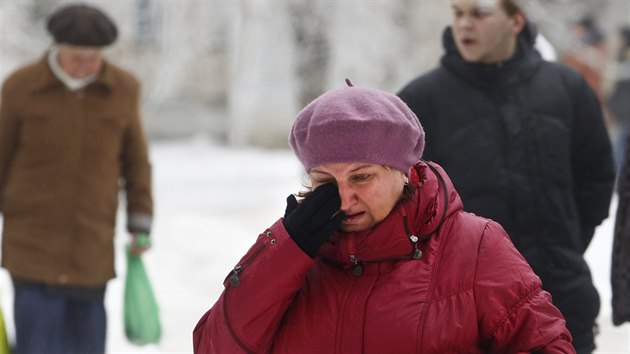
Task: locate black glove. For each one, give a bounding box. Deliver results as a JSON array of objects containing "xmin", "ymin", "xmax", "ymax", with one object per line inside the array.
[{"xmin": 283, "ymin": 183, "xmax": 345, "ymax": 258}]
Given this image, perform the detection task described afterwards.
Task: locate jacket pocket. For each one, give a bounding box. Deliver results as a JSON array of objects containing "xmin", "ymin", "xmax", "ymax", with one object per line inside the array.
[
  {"xmin": 221, "ymin": 231, "xmax": 276, "ymax": 354},
  {"xmin": 19, "ymin": 115, "xmax": 66, "ymax": 152},
  {"xmin": 84, "ymin": 115, "xmax": 125, "ymax": 159}
]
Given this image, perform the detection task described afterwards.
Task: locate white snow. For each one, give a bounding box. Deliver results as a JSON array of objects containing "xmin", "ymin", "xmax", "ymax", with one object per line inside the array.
[{"xmin": 1, "ymin": 137, "xmax": 629, "ymax": 353}]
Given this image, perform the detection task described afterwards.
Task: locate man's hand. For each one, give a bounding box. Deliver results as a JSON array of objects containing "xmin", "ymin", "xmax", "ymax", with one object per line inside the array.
[{"xmin": 130, "ymin": 233, "xmax": 151, "ymax": 256}]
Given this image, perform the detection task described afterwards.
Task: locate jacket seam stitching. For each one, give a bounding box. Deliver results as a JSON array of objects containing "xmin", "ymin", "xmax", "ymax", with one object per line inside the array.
[{"xmin": 489, "ymin": 285, "xmax": 540, "ymax": 337}]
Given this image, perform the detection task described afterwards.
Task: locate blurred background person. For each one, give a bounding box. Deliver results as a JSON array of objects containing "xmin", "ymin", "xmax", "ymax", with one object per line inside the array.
[
  {"xmin": 562, "ymin": 16, "xmax": 608, "ymax": 104},
  {"xmin": 397, "ymin": 0, "xmax": 615, "ymax": 353},
  {"xmin": 610, "ymin": 25, "xmax": 630, "ymax": 328},
  {"xmin": 0, "ymin": 4, "xmax": 153, "ymax": 354},
  {"xmin": 607, "ymin": 26, "xmax": 630, "ymax": 172}
]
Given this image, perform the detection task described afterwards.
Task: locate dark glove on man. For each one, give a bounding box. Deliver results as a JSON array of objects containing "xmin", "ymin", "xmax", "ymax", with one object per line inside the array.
[{"xmin": 283, "ymin": 183, "xmax": 345, "ymax": 258}]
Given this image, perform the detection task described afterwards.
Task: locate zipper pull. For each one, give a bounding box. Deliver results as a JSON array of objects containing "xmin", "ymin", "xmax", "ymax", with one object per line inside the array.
[
  {"xmin": 409, "ymin": 234, "xmax": 423, "ymax": 259},
  {"xmin": 350, "ymin": 255, "xmax": 363, "ymax": 276},
  {"xmin": 229, "ymin": 265, "xmax": 242, "ymax": 286},
  {"xmin": 404, "ymin": 216, "xmax": 422, "ymax": 260}
]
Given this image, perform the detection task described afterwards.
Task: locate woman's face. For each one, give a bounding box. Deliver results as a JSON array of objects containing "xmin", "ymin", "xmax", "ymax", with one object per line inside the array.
[
  {"xmin": 309, "ymin": 162, "xmax": 406, "ymax": 232},
  {"xmin": 450, "ymin": 0, "xmax": 523, "ymax": 64}
]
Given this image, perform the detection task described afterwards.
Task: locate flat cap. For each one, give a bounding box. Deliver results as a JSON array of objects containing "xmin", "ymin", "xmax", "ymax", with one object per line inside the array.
[{"xmin": 47, "ymin": 4, "xmax": 118, "ymax": 47}]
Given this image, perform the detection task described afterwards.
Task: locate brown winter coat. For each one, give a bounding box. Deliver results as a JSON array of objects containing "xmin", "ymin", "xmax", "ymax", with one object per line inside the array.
[{"xmin": 0, "ymin": 55, "xmax": 153, "ymax": 287}]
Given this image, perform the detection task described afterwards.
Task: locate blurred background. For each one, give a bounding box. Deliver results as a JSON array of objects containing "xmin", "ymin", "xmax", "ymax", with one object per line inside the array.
[
  {"xmin": 1, "ymin": 0, "xmax": 630, "ymax": 353},
  {"xmin": 1, "ymin": 0, "xmax": 629, "ymax": 147}
]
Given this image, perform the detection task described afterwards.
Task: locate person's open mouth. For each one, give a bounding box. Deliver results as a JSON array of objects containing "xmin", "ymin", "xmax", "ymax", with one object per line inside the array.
[
  {"xmin": 461, "ymin": 38, "xmax": 476, "ymax": 46},
  {"xmin": 343, "ymin": 212, "xmax": 365, "ymax": 224}
]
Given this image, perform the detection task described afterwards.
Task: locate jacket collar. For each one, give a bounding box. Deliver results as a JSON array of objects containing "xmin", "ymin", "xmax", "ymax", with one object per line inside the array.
[
  {"xmin": 28, "ymin": 53, "xmax": 115, "ymax": 94},
  {"xmin": 47, "ymin": 45, "xmax": 97, "ymax": 91},
  {"xmin": 318, "ymin": 161, "xmax": 463, "ymax": 265}
]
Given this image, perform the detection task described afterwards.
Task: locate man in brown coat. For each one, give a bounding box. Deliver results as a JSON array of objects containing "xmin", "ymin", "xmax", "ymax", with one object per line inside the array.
[{"xmin": 0, "ymin": 4, "xmax": 153, "ymax": 353}]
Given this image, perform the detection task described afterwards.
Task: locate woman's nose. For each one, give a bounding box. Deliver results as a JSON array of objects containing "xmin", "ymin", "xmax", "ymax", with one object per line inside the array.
[{"xmin": 337, "ymin": 185, "xmax": 357, "ymax": 211}]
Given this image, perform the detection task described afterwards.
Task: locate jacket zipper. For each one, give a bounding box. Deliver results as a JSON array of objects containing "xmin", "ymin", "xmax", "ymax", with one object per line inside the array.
[
  {"xmin": 350, "ymin": 255, "xmax": 362, "ymax": 276},
  {"xmin": 343, "ymin": 234, "xmax": 364, "ymax": 276},
  {"xmin": 227, "ymin": 240, "xmax": 266, "ymax": 287},
  {"xmin": 403, "ymin": 215, "xmax": 423, "ymax": 260}
]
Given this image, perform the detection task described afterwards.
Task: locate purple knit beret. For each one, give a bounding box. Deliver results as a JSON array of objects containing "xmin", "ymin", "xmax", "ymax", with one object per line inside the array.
[{"xmin": 289, "ymin": 83, "xmax": 425, "ymax": 173}]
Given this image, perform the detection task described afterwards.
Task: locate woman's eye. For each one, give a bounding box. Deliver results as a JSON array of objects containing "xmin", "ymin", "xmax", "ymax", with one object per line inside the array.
[{"xmin": 352, "ymin": 174, "xmax": 371, "ymax": 182}]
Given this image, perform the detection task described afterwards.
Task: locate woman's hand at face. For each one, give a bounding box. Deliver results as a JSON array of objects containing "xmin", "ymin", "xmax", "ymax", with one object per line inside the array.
[{"xmin": 283, "ymin": 183, "xmax": 345, "ymax": 258}]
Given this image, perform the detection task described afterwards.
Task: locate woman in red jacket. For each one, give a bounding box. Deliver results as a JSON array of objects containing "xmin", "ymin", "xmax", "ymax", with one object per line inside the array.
[{"xmin": 193, "ymin": 81, "xmax": 574, "ymax": 353}]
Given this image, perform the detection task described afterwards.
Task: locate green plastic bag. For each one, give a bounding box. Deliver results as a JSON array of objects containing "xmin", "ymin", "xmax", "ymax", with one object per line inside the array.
[
  {"xmin": 0, "ymin": 294, "xmax": 9, "ymax": 354},
  {"xmin": 124, "ymin": 235, "xmax": 161, "ymax": 345}
]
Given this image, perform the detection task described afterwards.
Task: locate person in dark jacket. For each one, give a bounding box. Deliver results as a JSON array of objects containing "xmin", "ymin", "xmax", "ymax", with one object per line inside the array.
[
  {"xmin": 0, "ymin": 4, "xmax": 153, "ymax": 353},
  {"xmin": 610, "ymin": 26, "xmax": 630, "ymax": 327},
  {"xmin": 397, "ymin": 1, "xmax": 615, "ymax": 353},
  {"xmin": 193, "ymin": 81, "xmax": 574, "ymax": 353}
]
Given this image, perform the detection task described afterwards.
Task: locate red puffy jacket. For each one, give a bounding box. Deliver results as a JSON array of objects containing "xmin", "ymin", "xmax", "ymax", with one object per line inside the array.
[{"xmin": 193, "ymin": 162, "xmax": 574, "ymax": 353}]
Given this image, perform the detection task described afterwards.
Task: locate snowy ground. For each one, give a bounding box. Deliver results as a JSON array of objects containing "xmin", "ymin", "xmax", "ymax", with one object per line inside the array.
[{"xmin": 1, "ymin": 137, "xmax": 630, "ymax": 353}]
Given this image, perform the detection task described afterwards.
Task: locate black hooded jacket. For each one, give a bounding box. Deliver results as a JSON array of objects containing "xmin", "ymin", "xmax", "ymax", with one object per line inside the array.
[{"xmin": 398, "ymin": 23, "xmax": 615, "ymax": 350}]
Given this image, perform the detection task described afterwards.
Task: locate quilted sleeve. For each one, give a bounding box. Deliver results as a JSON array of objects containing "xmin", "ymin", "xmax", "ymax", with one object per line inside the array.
[
  {"xmin": 569, "ymin": 71, "xmax": 615, "ymax": 238},
  {"xmin": 193, "ymin": 219, "xmax": 315, "ymax": 353},
  {"xmin": 474, "ymin": 221, "xmax": 575, "ymax": 353}
]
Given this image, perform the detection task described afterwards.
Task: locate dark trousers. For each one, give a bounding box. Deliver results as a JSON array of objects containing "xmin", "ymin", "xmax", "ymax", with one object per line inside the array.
[{"xmin": 14, "ymin": 282, "xmax": 106, "ymax": 354}]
